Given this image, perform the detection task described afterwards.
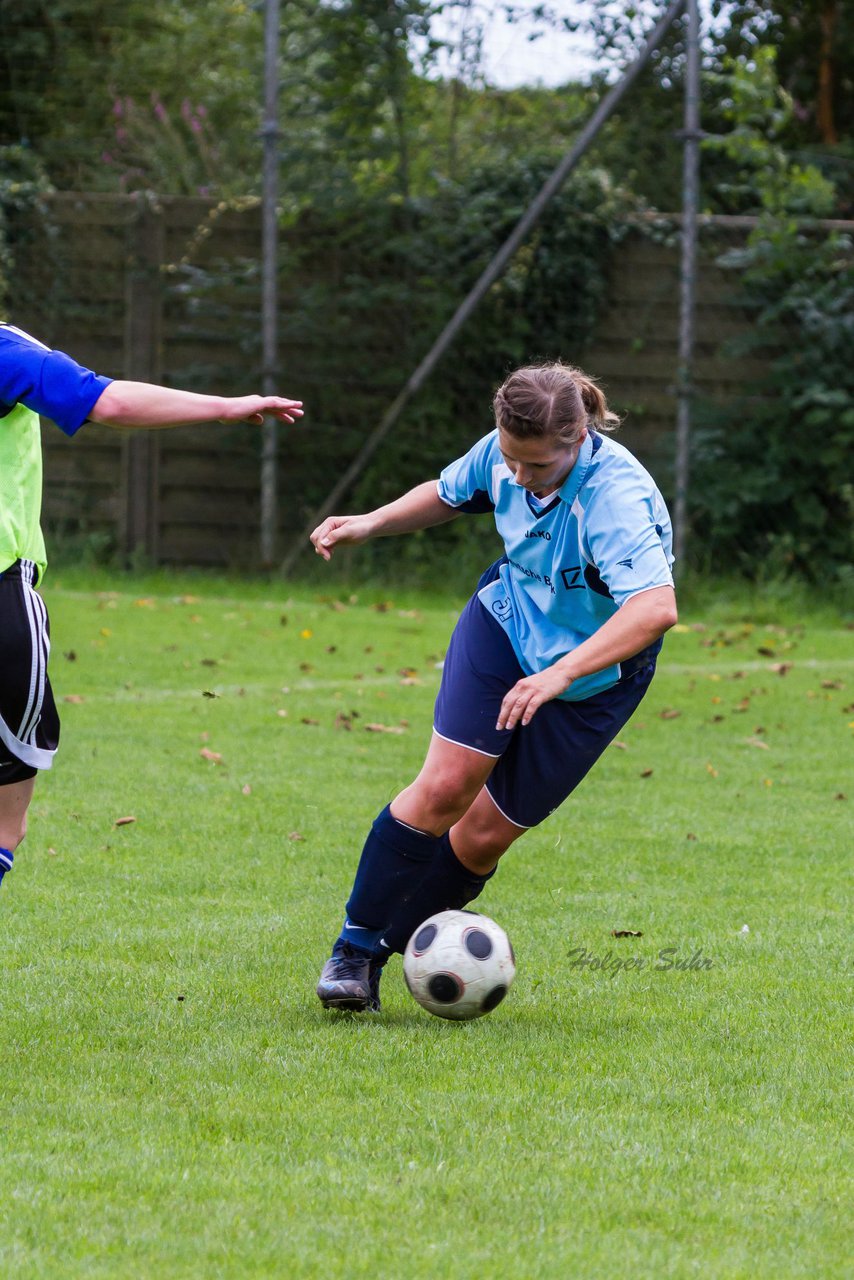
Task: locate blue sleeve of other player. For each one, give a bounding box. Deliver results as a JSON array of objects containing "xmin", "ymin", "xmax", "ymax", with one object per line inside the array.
[
  {"xmin": 437, "ymin": 431, "xmax": 499, "ymax": 513},
  {"xmin": 583, "ymin": 477, "xmax": 674, "ymax": 607},
  {"xmin": 0, "ymin": 328, "xmax": 111, "ymax": 436}
]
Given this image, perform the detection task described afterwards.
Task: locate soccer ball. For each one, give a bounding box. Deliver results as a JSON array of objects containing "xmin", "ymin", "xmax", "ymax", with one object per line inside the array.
[{"xmin": 403, "ymin": 909, "xmax": 516, "ymax": 1021}]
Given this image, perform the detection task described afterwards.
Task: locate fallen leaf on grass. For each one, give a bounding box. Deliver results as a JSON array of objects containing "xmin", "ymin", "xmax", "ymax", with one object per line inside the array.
[
  {"xmin": 300, "ymin": 629, "xmax": 313, "ymax": 640},
  {"xmin": 659, "ymin": 708, "xmax": 681, "ymax": 720},
  {"xmin": 242, "ymin": 784, "xmax": 252, "ymax": 796},
  {"xmin": 821, "ymin": 679, "xmax": 844, "ymax": 690},
  {"xmin": 288, "ymin": 831, "xmax": 305, "ymax": 842},
  {"xmin": 612, "ymin": 929, "xmax": 643, "ymax": 937},
  {"xmin": 611, "ymin": 740, "xmax": 628, "ymax": 750},
  {"xmin": 834, "ymin": 792, "xmax": 846, "ymax": 801},
  {"xmin": 365, "ymin": 722, "xmax": 407, "ymax": 735},
  {"xmin": 63, "ymin": 694, "xmax": 85, "ymax": 704},
  {"xmin": 769, "ymin": 662, "xmax": 793, "ymax": 676},
  {"xmin": 706, "ymin": 763, "xmax": 719, "ymax": 777},
  {"xmin": 114, "ymin": 815, "xmax": 136, "ymax": 827},
  {"xmin": 64, "ymin": 650, "xmax": 77, "ymax": 662},
  {"xmin": 640, "ymin": 768, "xmax": 654, "ymax": 778},
  {"xmin": 47, "ymin": 847, "xmax": 57, "ymax": 856},
  {"xmin": 300, "ymin": 717, "xmax": 320, "ymax": 726},
  {"xmin": 686, "ymin": 833, "xmax": 698, "ymax": 841},
  {"xmin": 202, "ymin": 690, "xmax": 220, "ymax": 699},
  {"xmin": 372, "ymin": 601, "xmax": 393, "ymax": 613},
  {"xmin": 745, "ymin": 737, "xmax": 770, "ymax": 750},
  {"xmin": 199, "ymin": 748, "xmax": 224, "ymax": 764}
]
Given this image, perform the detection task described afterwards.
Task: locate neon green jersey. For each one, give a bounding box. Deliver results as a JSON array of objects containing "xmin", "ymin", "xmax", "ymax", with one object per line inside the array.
[
  {"xmin": 0, "ymin": 400, "xmax": 48, "ymax": 578},
  {"xmin": 0, "ymin": 323, "xmax": 111, "ymax": 580}
]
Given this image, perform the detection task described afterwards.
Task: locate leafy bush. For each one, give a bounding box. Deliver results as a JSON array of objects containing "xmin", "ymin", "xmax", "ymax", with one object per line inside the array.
[
  {"xmin": 0, "ymin": 145, "xmax": 53, "ymax": 312},
  {"xmin": 691, "ymin": 50, "xmax": 854, "ymax": 586}
]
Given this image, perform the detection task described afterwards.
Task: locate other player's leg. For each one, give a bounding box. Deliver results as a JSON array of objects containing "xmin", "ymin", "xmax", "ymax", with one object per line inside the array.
[{"xmin": 0, "ymin": 776, "xmax": 35, "ymax": 891}]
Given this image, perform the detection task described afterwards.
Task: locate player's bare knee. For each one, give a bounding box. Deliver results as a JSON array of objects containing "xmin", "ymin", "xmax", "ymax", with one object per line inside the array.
[{"xmin": 416, "ymin": 774, "xmax": 475, "ymax": 831}]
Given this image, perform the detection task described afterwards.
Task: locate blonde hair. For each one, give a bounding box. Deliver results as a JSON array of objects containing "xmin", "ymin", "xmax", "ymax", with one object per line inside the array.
[{"xmin": 493, "ymin": 362, "xmax": 619, "ymax": 445}]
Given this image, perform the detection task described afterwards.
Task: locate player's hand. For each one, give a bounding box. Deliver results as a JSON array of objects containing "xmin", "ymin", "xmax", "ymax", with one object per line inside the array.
[
  {"xmin": 496, "ymin": 666, "xmax": 573, "ymax": 731},
  {"xmin": 218, "ymin": 396, "xmax": 304, "ymax": 425},
  {"xmin": 310, "ymin": 514, "xmax": 375, "ymax": 561}
]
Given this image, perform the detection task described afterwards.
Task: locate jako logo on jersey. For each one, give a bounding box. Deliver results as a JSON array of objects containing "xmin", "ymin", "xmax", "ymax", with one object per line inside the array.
[{"xmin": 524, "ymin": 529, "xmax": 551, "ymax": 540}]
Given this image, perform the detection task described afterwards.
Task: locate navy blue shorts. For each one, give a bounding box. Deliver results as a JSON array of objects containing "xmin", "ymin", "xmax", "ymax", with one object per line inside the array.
[{"xmin": 433, "ymin": 563, "xmax": 659, "ymax": 828}]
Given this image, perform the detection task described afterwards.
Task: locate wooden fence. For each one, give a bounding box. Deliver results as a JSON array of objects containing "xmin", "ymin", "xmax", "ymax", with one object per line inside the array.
[{"xmin": 10, "ymin": 192, "xmax": 841, "ymax": 569}]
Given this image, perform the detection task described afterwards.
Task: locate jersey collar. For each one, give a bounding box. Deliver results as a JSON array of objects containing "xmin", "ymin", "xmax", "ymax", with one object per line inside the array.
[{"xmin": 557, "ymin": 432, "xmax": 595, "ymax": 508}]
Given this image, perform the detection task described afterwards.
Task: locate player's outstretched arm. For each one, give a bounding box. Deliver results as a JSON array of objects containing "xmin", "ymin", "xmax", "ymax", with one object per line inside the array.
[
  {"xmin": 311, "ymin": 481, "xmax": 459, "ymax": 562},
  {"xmin": 89, "ymin": 381, "xmax": 304, "ymax": 428}
]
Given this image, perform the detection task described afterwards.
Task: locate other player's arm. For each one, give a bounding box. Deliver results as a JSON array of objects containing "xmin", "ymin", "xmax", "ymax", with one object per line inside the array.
[
  {"xmin": 89, "ymin": 382, "xmax": 304, "ymax": 427},
  {"xmin": 311, "ymin": 482, "xmax": 459, "ymax": 561},
  {"xmin": 497, "ymin": 586, "xmax": 678, "ymax": 730}
]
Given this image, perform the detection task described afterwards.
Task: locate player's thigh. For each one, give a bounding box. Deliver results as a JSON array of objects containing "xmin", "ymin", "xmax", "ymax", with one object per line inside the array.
[
  {"xmin": 450, "ymin": 786, "xmax": 526, "ymax": 871},
  {"xmin": 393, "ymin": 732, "xmax": 498, "ymax": 829}
]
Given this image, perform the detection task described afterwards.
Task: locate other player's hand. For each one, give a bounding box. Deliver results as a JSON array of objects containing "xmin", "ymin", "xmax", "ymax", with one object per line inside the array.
[
  {"xmin": 218, "ymin": 396, "xmax": 304, "ymax": 425},
  {"xmin": 310, "ymin": 514, "xmax": 375, "ymax": 561},
  {"xmin": 496, "ymin": 667, "xmax": 573, "ymax": 731}
]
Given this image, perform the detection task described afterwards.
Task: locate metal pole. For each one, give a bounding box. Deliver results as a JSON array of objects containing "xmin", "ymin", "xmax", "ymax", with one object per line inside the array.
[
  {"xmin": 260, "ymin": 0, "xmax": 280, "ymax": 567},
  {"xmin": 674, "ymin": 0, "xmax": 701, "ymax": 570},
  {"xmin": 281, "ymin": 0, "xmax": 687, "ymax": 575}
]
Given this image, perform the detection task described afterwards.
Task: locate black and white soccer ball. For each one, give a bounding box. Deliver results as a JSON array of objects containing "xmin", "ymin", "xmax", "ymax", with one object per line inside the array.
[{"xmin": 403, "ymin": 909, "xmax": 516, "ymax": 1021}]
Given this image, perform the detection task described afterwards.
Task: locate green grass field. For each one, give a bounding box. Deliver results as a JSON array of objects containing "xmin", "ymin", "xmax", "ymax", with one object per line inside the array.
[{"xmin": 1, "ymin": 570, "xmax": 851, "ymax": 1278}]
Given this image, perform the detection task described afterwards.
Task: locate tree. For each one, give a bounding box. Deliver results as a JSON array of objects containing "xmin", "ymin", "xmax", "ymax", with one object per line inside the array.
[{"xmin": 710, "ymin": 1, "xmax": 853, "ymax": 148}]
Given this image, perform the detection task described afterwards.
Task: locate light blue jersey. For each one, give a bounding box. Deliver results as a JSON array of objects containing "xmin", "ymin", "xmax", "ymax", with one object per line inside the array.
[{"xmin": 437, "ymin": 429, "xmax": 675, "ymax": 701}]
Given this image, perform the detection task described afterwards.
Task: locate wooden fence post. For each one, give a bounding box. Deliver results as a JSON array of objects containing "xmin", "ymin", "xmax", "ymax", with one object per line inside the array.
[{"xmin": 122, "ymin": 194, "xmax": 164, "ymax": 563}]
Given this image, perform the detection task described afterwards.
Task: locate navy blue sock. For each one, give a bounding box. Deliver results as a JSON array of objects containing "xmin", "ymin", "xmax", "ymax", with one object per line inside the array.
[
  {"xmin": 379, "ymin": 832, "xmax": 495, "ymax": 955},
  {"xmin": 0, "ymin": 847, "xmax": 13, "ymax": 890},
  {"xmin": 336, "ymin": 805, "xmax": 440, "ymax": 955}
]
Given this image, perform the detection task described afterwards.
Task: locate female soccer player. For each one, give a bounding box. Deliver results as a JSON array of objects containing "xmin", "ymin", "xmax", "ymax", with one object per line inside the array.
[
  {"xmin": 0, "ymin": 321, "xmax": 303, "ymax": 894},
  {"xmin": 311, "ymin": 361, "xmax": 677, "ymax": 1011}
]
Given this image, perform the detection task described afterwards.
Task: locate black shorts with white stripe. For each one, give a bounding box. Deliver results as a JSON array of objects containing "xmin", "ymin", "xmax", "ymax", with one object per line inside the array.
[{"xmin": 0, "ymin": 559, "xmax": 60, "ymax": 785}]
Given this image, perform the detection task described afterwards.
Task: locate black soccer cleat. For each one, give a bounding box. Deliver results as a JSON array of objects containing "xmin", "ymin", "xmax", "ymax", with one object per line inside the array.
[
  {"xmin": 367, "ymin": 959, "xmax": 386, "ymax": 1013},
  {"xmin": 316, "ymin": 941, "xmax": 374, "ymax": 1011}
]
